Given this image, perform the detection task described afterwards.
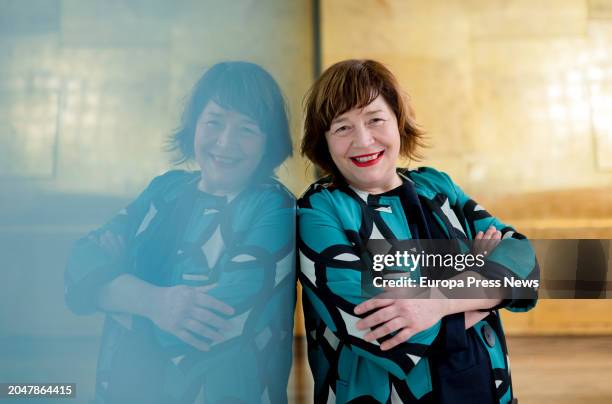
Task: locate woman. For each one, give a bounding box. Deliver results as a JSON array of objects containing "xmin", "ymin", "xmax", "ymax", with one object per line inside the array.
[
  {"xmin": 65, "ymin": 62, "xmax": 296, "ymax": 404},
  {"xmin": 298, "ymin": 60, "xmax": 538, "ymax": 403}
]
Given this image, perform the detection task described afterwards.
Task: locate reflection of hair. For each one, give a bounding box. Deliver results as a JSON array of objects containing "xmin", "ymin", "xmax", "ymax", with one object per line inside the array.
[
  {"xmin": 168, "ymin": 61, "xmax": 292, "ymax": 177},
  {"xmin": 301, "ymin": 59, "xmax": 425, "ymax": 178}
]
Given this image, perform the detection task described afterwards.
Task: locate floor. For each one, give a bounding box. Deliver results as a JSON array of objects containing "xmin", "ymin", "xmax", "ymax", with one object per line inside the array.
[
  {"xmin": 288, "ymin": 336, "xmax": 612, "ymax": 403},
  {"xmin": 1, "ymin": 336, "xmax": 611, "ymax": 403}
]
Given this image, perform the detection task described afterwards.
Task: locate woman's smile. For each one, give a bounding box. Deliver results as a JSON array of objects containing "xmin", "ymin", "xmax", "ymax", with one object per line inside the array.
[
  {"xmin": 325, "ymin": 95, "xmax": 402, "ymax": 194},
  {"xmin": 194, "ymin": 101, "xmax": 266, "ymax": 194},
  {"xmin": 209, "ymin": 152, "xmax": 242, "ymax": 166},
  {"xmin": 350, "ymin": 150, "xmax": 385, "ymax": 167}
]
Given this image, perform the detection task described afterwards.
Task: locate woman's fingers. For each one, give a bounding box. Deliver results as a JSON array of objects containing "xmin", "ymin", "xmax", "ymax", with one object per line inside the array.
[
  {"xmin": 176, "ymin": 329, "xmax": 210, "ymax": 352},
  {"xmin": 482, "ymin": 227, "xmax": 502, "ymax": 252},
  {"xmin": 489, "ymin": 231, "xmax": 502, "ymax": 249},
  {"xmin": 483, "ymin": 226, "xmax": 497, "ymax": 239},
  {"xmin": 99, "ymin": 230, "xmax": 125, "ymax": 256},
  {"xmin": 99, "ymin": 231, "xmax": 113, "ymax": 251},
  {"xmin": 196, "ymin": 283, "xmax": 218, "ymax": 293},
  {"xmin": 356, "ymin": 305, "xmax": 398, "ymax": 330},
  {"xmin": 183, "ymin": 318, "xmax": 225, "ymax": 343},
  {"xmin": 190, "ymin": 307, "xmax": 233, "ymax": 331},
  {"xmin": 354, "ymin": 298, "xmax": 394, "ymax": 315},
  {"xmin": 473, "ymin": 226, "xmax": 503, "ymax": 255},
  {"xmin": 194, "ymin": 292, "xmax": 235, "ymax": 316},
  {"xmin": 464, "ymin": 310, "xmax": 490, "ymax": 329},
  {"xmin": 380, "ymin": 327, "xmax": 415, "ymax": 351},
  {"xmin": 364, "ymin": 317, "xmax": 405, "ymax": 341}
]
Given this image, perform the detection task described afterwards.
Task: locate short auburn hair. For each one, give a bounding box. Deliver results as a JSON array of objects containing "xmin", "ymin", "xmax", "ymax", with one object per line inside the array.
[{"xmin": 301, "ymin": 59, "xmax": 425, "ymax": 179}]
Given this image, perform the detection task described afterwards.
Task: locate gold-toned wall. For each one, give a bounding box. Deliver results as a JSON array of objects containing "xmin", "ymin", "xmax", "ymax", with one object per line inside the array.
[{"xmin": 321, "ymin": 0, "xmax": 612, "ymax": 334}]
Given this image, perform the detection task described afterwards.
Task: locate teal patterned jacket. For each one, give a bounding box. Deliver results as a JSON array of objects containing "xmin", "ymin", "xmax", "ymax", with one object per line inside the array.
[
  {"xmin": 297, "ymin": 167, "xmax": 538, "ymax": 403},
  {"xmin": 65, "ymin": 170, "xmax": 296, "ymax": 404}
]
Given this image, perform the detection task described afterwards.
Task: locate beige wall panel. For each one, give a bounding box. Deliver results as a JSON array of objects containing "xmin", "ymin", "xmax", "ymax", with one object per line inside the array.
[
  {"xmin": 589, "ymin": 0, "xmax": 612, "ymax": 19},
  {"xmin": 469, "ymin": 38, "xmax": 600, "ymax": 194},
  {"xmin": 382, "ymin": 57, "xmax": 474, "ymax": 157},
  {"xmin": 322, "ymin": 0, "xmax": 471, "ymax": 62},
  {"xmin": 587, "ymin": 22, "xmax": 612, "ymax": 170},
  {"xmin": 467, "ymin": 0, "xmax": 588, "ymax": 39}
]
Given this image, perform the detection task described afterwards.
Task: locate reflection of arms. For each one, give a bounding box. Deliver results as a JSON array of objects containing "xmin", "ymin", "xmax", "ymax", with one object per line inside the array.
[
  {"xmin": 97, "ymin": 272, "xmax": 234, "ymax": 351},
  {"xmin": 64, "ymin": 172, "xmax": 169, "ymax": 315}
]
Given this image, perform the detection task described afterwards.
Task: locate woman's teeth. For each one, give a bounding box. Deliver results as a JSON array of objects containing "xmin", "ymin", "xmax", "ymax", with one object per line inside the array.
[
  {"xmin": 212, "ymin": 155, "xmax": 239, "ymax": 164},
  {"xmin": 353, "ymin": 152, "xmax": 381, "ymax": 162}
]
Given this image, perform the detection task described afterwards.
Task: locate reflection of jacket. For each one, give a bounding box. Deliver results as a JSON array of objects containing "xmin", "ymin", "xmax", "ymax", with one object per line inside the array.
[
  {"xmin": 298, "ymin": 167, "xmax": 539, "ymax": 404},
  {"xmin": 65, "ymin": 170, "xmax": 296, "ymax": 404}
]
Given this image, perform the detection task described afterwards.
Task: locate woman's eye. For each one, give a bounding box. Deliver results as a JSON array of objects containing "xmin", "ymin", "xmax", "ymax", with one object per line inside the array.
[
  {"xmin": 240, "ymin": 126, "xmax": 260, "ymax": 137},
  {"xmin": 334, "ymin": 126, "xmax": 350, "ymax": 134},
  {"xmin": 369, "ymin": 118, "xmax": 385, "ymax": 125},
  {"xmin": 205, "ymin": 120, "xmax": 221, "ymax": 128}
]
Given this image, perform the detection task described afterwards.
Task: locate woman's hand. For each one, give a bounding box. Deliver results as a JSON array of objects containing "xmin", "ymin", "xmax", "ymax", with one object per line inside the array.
[
  {"xmin": 354, "ymin": 300, "xmax": 493, "ymax": 350},
  {"xmin": 473, "ymin": 225, "xmax": 502, "ymax": 256},
  {"xmin": 464, "ymin": 310, "xmax": 490, "ymax": 329},
  {"xmin": 354, "ymin": 226, "xmax": 502, "ymax": 351},
  {"xmin": 354, "ymin": 298, "xmax": 450, "ymax": 351},
  {"xmin": 92, "ymin": 231, "xmax": 237, "ymax": 351},
  {"xmin": 92, "ymin": 230, "xmax": 126, "ymax": 258},
  {"xmin": 147, "ymin": 284, "xmax": 235, "ymax": 352}
]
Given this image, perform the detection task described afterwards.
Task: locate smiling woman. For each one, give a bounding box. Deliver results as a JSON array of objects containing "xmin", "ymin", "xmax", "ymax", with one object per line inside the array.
[
  {"xmin": 169, "ymin": 62, "xmax": 292, "ymax": 194},
  {"xmin": 298, "ymin": 59, "xmax": 539, "ymax": 403},
  {"xmin": 65, "ymin": 62, "xmax": 296, "ymax": 404},
  {"xmin": 194, "ymin": 101, "xmax": 267, "ymax": 195},
  {"xmin": 325, "ymin": 95, "xmax": 402, "ymax": 194},
  {"xmin": 302, "ymin": 59, "xmax": 424, "ymax": 187}
]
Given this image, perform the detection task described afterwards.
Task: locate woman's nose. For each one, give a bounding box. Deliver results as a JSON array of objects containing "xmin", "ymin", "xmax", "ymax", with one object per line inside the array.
[
  {"xmin": 352, "ymin": 124, "xmax": 375, "ymax": 147},
  {"xmin": 215, "ymin": 126, "xmax": 235, "ymax": 148}
]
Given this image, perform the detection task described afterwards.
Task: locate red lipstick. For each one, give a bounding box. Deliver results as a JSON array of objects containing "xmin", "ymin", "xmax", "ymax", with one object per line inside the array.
[{"xmin": 349, "ymin": 151, "xmax": 384, "ymax": 167}]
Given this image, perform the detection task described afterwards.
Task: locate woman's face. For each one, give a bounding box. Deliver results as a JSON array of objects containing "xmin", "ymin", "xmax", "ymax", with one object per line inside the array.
[
  {"xmin": 325, "ymin": 95, "xmax": 402, "ymax": 194},
  {"xmin": 194, "ymin": 101, "xmax": 266, "ymax": 195}
]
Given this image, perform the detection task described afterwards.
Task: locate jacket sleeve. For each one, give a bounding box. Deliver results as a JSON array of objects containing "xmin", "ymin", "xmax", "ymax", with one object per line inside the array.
[
  {"xmin": 64, "ymin": 172, "xmax": 179, "ymax": 315},
  {"xmin": 426, "ymin": 167, "xmax": 539, "ymax": 312},
  {"xmin": 194, "ymin": 185, "xmax": 297, "ymax": 402},
  {"xmin": 298, "ymin": 187, "xmax": 441, "ymax": 379},
  {"xmin": 204, "ymin": 185, "xmax": 297, "ymax": 334}
]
